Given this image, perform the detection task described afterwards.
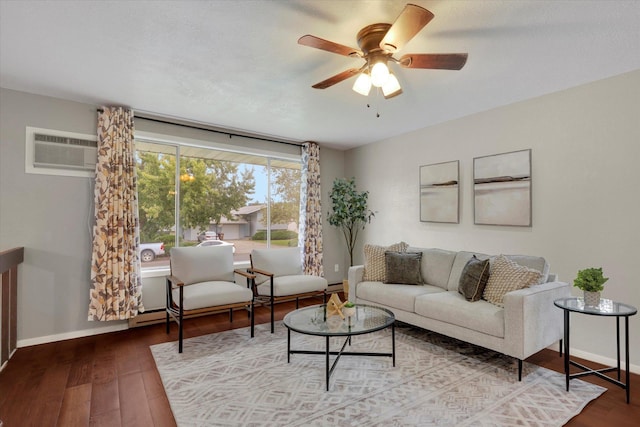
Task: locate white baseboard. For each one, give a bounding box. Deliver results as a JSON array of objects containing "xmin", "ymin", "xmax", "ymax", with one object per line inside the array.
[
  {"xmin": 17, "ymin": 323, "xmax": 129, "ymax": 348},
  {"xmin": 546, "ymin": 343, "xmax": 640, "ymax": 375}
]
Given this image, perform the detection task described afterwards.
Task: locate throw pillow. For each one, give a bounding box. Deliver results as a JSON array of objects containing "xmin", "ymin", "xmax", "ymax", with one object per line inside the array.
[
  {"xmin": 384, "ymin": 251, "xmax": 423, "ymax": 285},
  {"xmin": 458, "ymin": 255, "xmax": 490, "ymax": 302},
  {"xmin": 363, "ymin": 242, "xmax": 409, "ymax": 282},
  {"xmin": 483, "ymin": 254, "xmax": 543, "ymax": 307}
]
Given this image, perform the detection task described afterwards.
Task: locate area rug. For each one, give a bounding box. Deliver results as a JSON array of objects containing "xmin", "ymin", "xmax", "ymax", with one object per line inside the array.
[{"xmin": 150, "ymin": 322, "xmax": 605, "ymax": 427}]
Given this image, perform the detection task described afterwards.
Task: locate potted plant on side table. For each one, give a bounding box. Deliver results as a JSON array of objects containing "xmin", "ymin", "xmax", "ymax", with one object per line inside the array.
[{"xmin": 573, "ymin": 267, "xmax": 608, "ymax": 307}]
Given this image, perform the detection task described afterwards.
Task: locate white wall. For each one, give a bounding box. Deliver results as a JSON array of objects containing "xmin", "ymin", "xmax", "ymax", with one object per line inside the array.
[{"xmin": 345, "ymin": 70, "xmax": 640, "ymax": 368}]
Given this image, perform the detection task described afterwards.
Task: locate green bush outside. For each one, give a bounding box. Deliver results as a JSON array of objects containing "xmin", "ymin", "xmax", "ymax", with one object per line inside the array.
[{"xmin": 252, "ymin": 230, "xmax": 298, "ymax": 241}]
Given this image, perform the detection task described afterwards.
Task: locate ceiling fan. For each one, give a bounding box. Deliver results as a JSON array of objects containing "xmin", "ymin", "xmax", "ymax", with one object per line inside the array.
[{"xmin": 298, "ymin": 3, "xmax": 467, "ymax": 99}]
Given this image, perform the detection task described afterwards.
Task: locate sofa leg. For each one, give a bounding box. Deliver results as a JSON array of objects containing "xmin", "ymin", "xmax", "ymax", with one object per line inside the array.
[
  {"xmin": 518, "ymin": 359, "xmax": 523, "ymax": 381},
  {"xmin": 229, "ymin": 307, "xmax": 233, "ymax": 322},
  {"xmin": 559, "ymin": 339, "xmax": 563, "ymax": 357}
]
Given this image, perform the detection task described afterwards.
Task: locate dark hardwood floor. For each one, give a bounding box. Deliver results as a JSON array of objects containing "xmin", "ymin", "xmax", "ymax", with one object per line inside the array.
[{"xmin": 1, "ymin": 296, "xmax": 638, "ymax": 426}]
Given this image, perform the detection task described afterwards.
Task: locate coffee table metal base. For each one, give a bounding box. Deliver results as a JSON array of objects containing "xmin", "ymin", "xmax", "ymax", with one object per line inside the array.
[{"xmin": 286, "ymin": 323, "xmax": 396, "ymax": 391}]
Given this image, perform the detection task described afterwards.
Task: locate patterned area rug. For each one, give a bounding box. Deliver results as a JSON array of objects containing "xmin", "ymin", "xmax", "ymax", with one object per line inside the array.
[{"xmin": 151, "ymin": 322, "xmax": 605, "ymax": 426}]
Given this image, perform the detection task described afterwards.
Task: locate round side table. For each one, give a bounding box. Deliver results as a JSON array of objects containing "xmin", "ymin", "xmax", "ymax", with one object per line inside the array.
[{"xmin": 554, "ymin": 297, "xmax": 637, "ymax": 403}]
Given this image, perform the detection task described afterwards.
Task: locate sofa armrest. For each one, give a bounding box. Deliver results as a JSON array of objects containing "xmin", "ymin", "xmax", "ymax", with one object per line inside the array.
[
  {"xmin": 347, "ymin": 265, "xmax": 364, "ymax": 301},
  {"xmin": 503, "ymin": 280, "xmax": 571, "ymax": 359}
]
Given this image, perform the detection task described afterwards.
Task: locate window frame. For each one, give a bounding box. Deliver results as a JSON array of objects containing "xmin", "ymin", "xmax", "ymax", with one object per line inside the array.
[{"xmin": 134, "ymin": 130, "xmax": 302, "ymax": 273}]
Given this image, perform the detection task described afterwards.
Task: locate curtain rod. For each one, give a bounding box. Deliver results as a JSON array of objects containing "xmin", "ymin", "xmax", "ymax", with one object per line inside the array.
[{"xmin": 96, "ymin": 108, "xmax": 303, "ymax": 148}]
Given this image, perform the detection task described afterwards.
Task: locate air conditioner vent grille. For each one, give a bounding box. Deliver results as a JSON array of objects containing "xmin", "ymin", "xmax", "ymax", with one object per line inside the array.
[{"xmin": 34, "ymin": 133, "xmax": 98, "ymax": 148}]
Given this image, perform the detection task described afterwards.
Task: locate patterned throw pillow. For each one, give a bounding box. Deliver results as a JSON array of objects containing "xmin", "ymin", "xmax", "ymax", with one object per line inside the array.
[
  {"xmin": 384, "ymin": 251, "xmax": 423, "ymax": 285},
  {"xmin": 483, "ymin": 254, "xmax": 543, "ymax": 307},
  {"xmin": 363, "ymin": 242, "xmax": 409, "ymax": 282},
  {"xmin": 458, "ymin": 255, "xmax": 490, "ymax": 302}
]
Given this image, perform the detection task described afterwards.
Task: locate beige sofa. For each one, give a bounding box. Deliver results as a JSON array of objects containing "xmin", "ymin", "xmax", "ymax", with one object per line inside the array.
[{"xmin": 348, "ymin": 247, "xmax": 571, "ymax": 380}]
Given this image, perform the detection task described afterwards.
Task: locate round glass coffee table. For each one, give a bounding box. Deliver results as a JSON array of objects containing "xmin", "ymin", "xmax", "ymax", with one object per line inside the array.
[{"xmin": 283, "ymin": 303, "xmax": 396, "ymax": 391}]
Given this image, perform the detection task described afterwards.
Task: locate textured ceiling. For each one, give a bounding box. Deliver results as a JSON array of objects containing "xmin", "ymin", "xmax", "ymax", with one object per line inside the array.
[{"xmin": 1, "ymin": 1, "xmax": 639, "ymax": 150}]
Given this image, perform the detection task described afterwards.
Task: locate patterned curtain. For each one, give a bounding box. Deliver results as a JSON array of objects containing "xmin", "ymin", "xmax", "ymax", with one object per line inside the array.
[
  {"xmin": 299, "ymin": 142, "xmax": 324, "ymax": 276},
  {"xmin": 88, "ymin": 107, "xmax": 144, "ymax": 320}
]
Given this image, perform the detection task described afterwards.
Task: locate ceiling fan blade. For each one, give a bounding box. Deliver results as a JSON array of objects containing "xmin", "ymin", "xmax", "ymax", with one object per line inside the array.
[
  {"xmin": 311, "ymin": 68, "xmax": 361, "ymax": 89},
  {"xmin": 399, "ymin": 53, "xmax": 468, "ymax": 70},
  {"xmin": 379, "ymin": 4, "xmax": 434, "ymax": 53},
  {"xmin": 298, "ymin": 35, "xmax": 362, "ymax": 57}
]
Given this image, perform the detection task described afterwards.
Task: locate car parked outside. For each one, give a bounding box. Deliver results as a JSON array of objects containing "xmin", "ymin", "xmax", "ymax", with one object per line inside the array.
[
  {"xmin": 139, "ymin": 242, "xmax": 165, "ymax": 262},
  {"xmin": 196, "ymin": 239, "xmax": 235, "ymax": 253},
  {"xmin": 197, "ymin": 231, "xmax": 219, "ymax": 242}
]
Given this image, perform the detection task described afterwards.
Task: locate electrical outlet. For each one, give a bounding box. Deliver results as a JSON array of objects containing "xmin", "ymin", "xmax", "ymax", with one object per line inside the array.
[{"xmin": 334, "ymin": 264, "xmax": 339, "ymax": 272}]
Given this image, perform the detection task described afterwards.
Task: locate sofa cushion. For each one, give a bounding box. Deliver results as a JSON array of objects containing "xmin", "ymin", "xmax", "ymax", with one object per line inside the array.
[
  {"xmin": 414, "ymin": 291, "xmax": 505, "ymax": 338},
  {"xmin": 458, "ymin": 255, "xmax": 490, "ymax": 302},
  {"xmin": 172, "ymin": 281, "xmax": 253, "ymax": 311},
  {"xmin": 356, "ymin": 281, "xmax": 443, "ymax": 312},
  {"xmin": 483, "ymin": 255, "xmax": 543, "ymax": 307},
  {"xmin": 256, "ymin": 274, "xmax": 327, "ymax": 297},
  {"xmin": 363, "ymin": 242, "xmax": 408, "ymax": 281},
  {"xmin": 408, "ymin": 247, "xmax": 457, "ymax": 289},
  {"xmin": 447, "ymin": 251, "xmax": 490, "ymax": 291},
  {"xmin": 500, "ymin": 255, "xmax": 549, "ymax": 284},
  {"xmin": 384, "ymin": 251, "xmax": 423, "ymax": 285}
]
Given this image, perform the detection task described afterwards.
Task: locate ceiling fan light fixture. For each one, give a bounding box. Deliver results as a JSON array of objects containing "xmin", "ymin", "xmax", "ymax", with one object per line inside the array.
[
  {"xmin": 382, "ymin": 72, "xmax": 403, "ymax": 99},
  {"xmin": 352, "ymin": 72, "xmax": 372, "ymax": 96},
  {"xmin": 370, "ymin": 61, "xmax": 390, "ymax": 87}
]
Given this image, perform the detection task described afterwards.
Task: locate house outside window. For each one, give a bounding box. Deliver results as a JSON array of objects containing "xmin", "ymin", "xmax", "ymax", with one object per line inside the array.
[{"xmin": 134, "ymin": 136, "xmax": 301, "ymax": 270}]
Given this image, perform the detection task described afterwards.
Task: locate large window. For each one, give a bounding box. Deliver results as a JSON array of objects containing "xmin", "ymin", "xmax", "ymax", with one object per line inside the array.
[{"xmin": 135, "ymin": 136, "xmax": 301, "ymax": 270}]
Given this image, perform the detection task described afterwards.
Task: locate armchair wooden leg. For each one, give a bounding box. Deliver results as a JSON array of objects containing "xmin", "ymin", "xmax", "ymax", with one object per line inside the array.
[
  {"xmin": 296, "ymin": 297, "xmax": 299, "ymax": 309},
  {"xmin": 166, "ymin": 310, "xmax": 170, "ymax": 334},
  {"xmin": 229, "ymin": 308, "xmax": 233, "ymax": 323}
]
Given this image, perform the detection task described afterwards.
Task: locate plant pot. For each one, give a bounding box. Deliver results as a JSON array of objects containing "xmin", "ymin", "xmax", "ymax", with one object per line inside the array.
[
  {"xmin": 343, "ymin": 306, "xmax": 356, "ymax": 317},
  {"xmin": 583, "ymin": 291, "xmax": 601, "ymax": 307}
]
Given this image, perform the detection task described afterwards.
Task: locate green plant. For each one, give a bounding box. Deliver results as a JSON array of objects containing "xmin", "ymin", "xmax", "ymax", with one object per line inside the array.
[
  {"xmin": 343, "ymin": 301, "xmax": 355, "ymax": 308},
  {"xmin": 573, "ymin": 267, "xmax": 609, "ymax": 292},
  {"xmin": 252, "ymin": 230, "xmax": 298, "ymax": 241},
  {"xmin": 327, "ymin": 177, "xmax": 374, "ymax": 266}
]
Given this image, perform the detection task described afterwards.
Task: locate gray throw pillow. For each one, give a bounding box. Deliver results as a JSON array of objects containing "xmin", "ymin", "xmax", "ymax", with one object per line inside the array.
[
  {"xmin": 384, "ymin": 251, "xmax": 423, "ymax": 285},
  {"xmin": 458, "ymin": 255, "xmax": 490, "ymax": 302}
]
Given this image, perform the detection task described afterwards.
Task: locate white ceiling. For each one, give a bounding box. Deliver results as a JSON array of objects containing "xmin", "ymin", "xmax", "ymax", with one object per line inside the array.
[{"xmin": 1, "ymin": 1, "xmax": 639, "ymax": 150}]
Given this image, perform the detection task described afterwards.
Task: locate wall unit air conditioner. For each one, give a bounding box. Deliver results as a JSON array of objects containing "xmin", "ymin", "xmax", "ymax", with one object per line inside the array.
[{"xmin": 25, "ymin": 127, "xmax": 98, "ymax": 178}]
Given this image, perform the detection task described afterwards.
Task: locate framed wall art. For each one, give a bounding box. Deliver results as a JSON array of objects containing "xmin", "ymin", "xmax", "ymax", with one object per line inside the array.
[
  {"xmin": 473, "ymin": 149, "xmax": 531, "ymax": 227},
  {"xmin": 419, "ymin": 160, "xmax": 459, "ymax": 223}
]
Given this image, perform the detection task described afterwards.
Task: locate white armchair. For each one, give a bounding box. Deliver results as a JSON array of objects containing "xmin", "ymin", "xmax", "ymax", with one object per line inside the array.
[
  {"xmin": 249, "ymin": 247, "xmax": 328, "ymax": 332},
  {"xmin": 166, "ymin": 245, "xmax": 255, "ymax": 352}
]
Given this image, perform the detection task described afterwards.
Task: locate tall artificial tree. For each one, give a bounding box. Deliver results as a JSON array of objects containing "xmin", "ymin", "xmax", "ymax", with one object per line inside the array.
[{"xmin": 327, "ymin": 177, "xmax": 374, "ymax": 266}]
